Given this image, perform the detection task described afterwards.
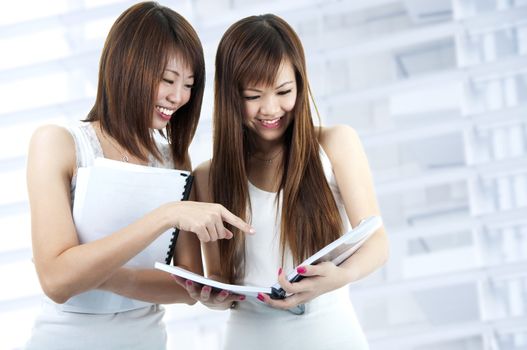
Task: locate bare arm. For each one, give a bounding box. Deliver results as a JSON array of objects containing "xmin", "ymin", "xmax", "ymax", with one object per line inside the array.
[
  {"xmin": 98, "ymin": 235, "xmax": 203, "ymax": 305},
  {"xmin": 322, "ymin": 125, "xmax": 389, "ymax": 282},
  {"xmin": 260, "ymin": 125, "xmax": 389, "ymax": 309},
  {"xmin": 194, "ymin": 161, "xmax": 227, "ymax": 281},
  {"xmin": 99, "ymin": 188, "xmax": 204, "ymax": 305},
  {"xmin": 173, "ymin": 161, "xmax": 243, "ymax": 310},
  {"xmin": 28, "ymin": 125, "xmax": 251, "ymax": 304}
]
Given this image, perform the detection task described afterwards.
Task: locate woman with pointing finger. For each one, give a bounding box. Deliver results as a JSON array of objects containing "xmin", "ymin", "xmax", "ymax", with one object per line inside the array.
[{"xmin": 25, "ymin": 3, "xmax": 252, "ymax": 349}]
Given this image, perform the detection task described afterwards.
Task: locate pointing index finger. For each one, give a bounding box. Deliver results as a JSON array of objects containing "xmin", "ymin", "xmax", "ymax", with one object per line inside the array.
[{"xmin": 220, "ymin": 207, "xmax": 255, "ymax": 234}]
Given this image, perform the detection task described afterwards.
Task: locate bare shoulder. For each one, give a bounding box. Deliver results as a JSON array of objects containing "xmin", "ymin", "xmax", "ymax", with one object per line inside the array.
[
  {"xmin": 193, "ymin": 159, "xmax": 211, "ymax": 181},
  {"xmin": 28, "ymin": 125, "xmax": 76, "ymax": 178},
  {"xmin": 29, "ymin": 124, "xmax": 75, "ymax": 156},
  {"xmin": 318, "ymin": 125, "xmax": 362, "ymax": 161},
  {"xmin": 30, "ymin": 124, "xmax": 74, "ymax": 146},
  {"xmin": 192, "ymin": 159, "xmax": 212, "ymax": 202},
  {"xmin": 319, "ymin": 124, "xmax": 358, "ymax": 141}
]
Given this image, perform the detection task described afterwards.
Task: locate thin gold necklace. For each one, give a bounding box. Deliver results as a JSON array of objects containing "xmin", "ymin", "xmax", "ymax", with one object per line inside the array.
[
  {"xmin": 250, "ymin": 149, "xmax": 283, "ymax": 164},
  {"xmin": 103, "ymin": 133, "xmax": 129, "ymax": 162}
]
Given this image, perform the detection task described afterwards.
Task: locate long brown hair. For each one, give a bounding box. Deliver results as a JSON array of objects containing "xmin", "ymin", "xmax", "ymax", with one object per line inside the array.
[
  {"xmin": 85, "ymin": 1, "xmax": 204, "ymax": 167},
  {"xmin": 211, "ymin": 14, "xmax": 343, "ymax": 283}
]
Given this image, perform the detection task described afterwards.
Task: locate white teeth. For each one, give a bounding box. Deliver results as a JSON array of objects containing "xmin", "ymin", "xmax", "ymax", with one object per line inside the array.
[
  {"xmin": 260, "ymin": 117, "xmax": 281, "ymax": 125},
  {"xmin": 157, "ymin": 106, "xmax": 175, "ymax": 115}
]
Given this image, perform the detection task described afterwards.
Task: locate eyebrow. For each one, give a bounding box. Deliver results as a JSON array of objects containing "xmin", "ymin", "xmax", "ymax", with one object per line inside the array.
[
  {"xmin": 245, "ymin": 81, "xmax": 293, "ymax": 92},
  {"xmin": 165, "ymin": 69, "xmax": 194, "ymax": 79}
]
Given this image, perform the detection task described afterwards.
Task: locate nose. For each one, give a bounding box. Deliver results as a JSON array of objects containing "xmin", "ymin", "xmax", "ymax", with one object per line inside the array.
[
  {"xmin": 167, "ymin": 85, "xmax": 184, "ymax": 106},
  {"xmin": 260, "ymin": 95, "xmax": 281, "ymax": 117}
]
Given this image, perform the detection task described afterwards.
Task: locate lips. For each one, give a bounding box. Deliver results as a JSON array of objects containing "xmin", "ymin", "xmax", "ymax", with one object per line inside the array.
[
  {"xmin": 257, "ymin": 116, "xmax": 283, "ymax": 129},
  {"xmin": 156, "ymin": 105, "xmax": 175, "ymax": 121}
]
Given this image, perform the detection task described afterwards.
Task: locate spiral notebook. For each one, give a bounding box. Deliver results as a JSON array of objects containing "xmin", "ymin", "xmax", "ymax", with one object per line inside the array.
[
  {"xmin": 155, "ymin": 216, "xmax": 382, "ymax": 300},
  {"xmin": 62, "ymin": 157, "xmax": 193, "ymax": 313}
]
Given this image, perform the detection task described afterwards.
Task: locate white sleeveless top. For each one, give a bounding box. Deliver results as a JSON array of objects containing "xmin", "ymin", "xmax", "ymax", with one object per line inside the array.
[
  {"xmin": 223, "ymin": 147, "xmax": 369, "ymax": 350},
  {"xmin": 243, "ymin": 147, "xmax": 350, "ymax": 289},
  {"xmin": 26, "ymin": 123, "xmax": 172, "ymax": 350},
  {"xmin": 61, "ymin": 123, "xmax": 174, "ymax": 314}
]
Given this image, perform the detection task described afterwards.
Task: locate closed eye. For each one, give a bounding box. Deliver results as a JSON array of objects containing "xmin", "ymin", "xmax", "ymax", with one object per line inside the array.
[
  {"xmin": 277, "ymin": 89, "xmax": 292, "ymax": 96},
  {"xmin": 163, "ymin": 78, "xmax": 174, "ymax": 84},
  {"xmin": 244, "ymin": 95, "xmax": 259, "ymax": 101}
]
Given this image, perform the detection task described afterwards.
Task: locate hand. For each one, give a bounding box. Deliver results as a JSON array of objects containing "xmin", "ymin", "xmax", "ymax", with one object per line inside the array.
[
  {"xmin": 171, "ymin": 275, "xmax": 245, "ymax": 310},
  {"xmin": 165, "ymin": 201, "xmax": 255, "ymax": 242},
  {"xmin": 257, "ymin": 262, "xmax": 350, "ymax": 310}
]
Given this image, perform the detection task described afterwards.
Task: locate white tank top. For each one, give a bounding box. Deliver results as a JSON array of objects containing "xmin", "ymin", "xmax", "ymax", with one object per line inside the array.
[
  {"xmin": 242, "ymin": 146, "xmax": 351, "ymax": 288},
  {"xmin": 26, "ymin": 123, "xmax": 171, "ymax": 350},
  {"xmin": 59, "ymin": 122, "xmax": 174, "ymax": 314}
]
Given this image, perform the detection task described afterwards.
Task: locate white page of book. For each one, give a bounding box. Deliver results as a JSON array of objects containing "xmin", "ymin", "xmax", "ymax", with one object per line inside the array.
[
  {"xmin": 155, "ymin": 263, "xmax": 271, "ymax": 298},
  {"xmin": 155, "ymin": 216, "xmax": 382, "ymax": 300}
]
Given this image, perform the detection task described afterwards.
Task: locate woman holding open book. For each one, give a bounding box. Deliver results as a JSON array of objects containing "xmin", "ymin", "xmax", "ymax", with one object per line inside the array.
[
  {"xmin": 178, "ymin": 14, "xmax": 389, "ymax": 349},
  {"xmin": 25, "ymin": 2, "xmax": 252, "ymax": 349}
]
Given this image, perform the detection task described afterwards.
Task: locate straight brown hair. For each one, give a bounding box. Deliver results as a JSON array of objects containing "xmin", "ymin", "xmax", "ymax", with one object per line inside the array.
[
  {"xmin": 211, "ymin": 14, "xmax": 343, "ymax": 283},
  {"xmin": 85, "ymin": 1, "xmax": 205, "ymax": 167}
]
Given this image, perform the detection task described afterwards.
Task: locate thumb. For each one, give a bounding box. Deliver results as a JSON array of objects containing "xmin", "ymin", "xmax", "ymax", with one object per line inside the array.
[{"xmin": 295, "ymin": 264, "xmax": 324, "ymax": 277}]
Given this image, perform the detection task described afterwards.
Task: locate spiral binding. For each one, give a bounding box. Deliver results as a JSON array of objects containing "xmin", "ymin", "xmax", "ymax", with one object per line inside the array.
[{"xmin": 165, "ymin": 173, "xmax": 194, "ymax": 264}]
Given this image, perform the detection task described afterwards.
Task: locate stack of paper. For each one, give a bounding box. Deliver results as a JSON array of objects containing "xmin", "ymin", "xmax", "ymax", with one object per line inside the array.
[
  {"xmin": 62, "ymin": 158, "xmax": 192, "ymax": 313},
  {"xmin": 73, "ymin": 158, "xmax": 192, "ymax": 267}
]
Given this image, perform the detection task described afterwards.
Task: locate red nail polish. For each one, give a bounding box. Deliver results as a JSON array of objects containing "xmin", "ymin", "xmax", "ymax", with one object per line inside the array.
[
  {"xmin": 278, "ymin": 267, "xmax": 282, "ymax": 275},
  {"xmin": 185, "ymin": 280, "xmax": 193, "ymax": 286},
  {"xmin": 257, "ymin": 293, "xmax": 265, "ymax": 302},
  {"xmin": 297, "ymin": 266, "xmax": 306, "ymax": 274},
  {"xmin": 238, "ymin": 295, "xmax": 246, "ymax": 301}
]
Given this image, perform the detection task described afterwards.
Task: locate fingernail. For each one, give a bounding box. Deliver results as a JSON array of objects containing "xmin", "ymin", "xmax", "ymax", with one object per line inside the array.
[
  {"xmin": 185, "ymin": 280, "xmax": 193, "ymax": 286},
  {"xmin": 249, "ymin": 227, "xmax": 256, "ymax": 234},
  {"xmin": 297, "ymin": 266, "xmax": 306, "ymax": 274},
  {"xmin": 238, "ymin": 295, "xmax": 246, "ymax": 301},
  {"xmin": 219, "ymin": 291, "xmax": 228, "ymax": 297},
  {"xmin": 278, "ymin": 267, "xmax": 282, "ymax": 276},
  {"xmin": 257, "ymin": 293, "xmax": 265, "ymax": 302}
]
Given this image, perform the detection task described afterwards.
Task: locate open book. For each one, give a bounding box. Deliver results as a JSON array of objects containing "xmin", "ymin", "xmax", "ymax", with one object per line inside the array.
[{"xmin": 155, "ymin": 216, "xmax": 382, "ymax": 299}]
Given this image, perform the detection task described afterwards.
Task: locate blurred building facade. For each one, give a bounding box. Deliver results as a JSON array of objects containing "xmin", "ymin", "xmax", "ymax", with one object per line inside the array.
[{"xmin": 0, "ymin": 0, "xmax": 526, "ymax": 349}]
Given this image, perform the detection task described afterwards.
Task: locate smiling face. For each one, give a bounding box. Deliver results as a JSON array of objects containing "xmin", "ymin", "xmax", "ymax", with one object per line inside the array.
[
  {"xmin": 152, "ymin": 53, "xmax": 194, "ymax": 130},
  {"xmin": 241, "ymin": 59, "xmax": 297, "ymax": 144}
]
